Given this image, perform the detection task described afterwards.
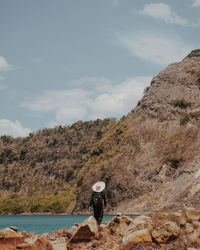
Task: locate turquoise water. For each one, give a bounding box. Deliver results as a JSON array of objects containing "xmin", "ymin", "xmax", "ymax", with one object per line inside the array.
[{"xmin": 0, "ymin": 215, "xmax": 114, "ymax": 234}]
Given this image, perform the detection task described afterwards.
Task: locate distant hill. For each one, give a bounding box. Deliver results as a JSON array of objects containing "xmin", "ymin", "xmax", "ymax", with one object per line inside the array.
[{"xmin": 1, "ymin": 49, "xmax": 200, "ymax": 214}]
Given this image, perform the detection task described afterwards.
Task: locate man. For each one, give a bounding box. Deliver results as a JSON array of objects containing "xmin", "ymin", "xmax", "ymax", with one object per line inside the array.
[{"xmin": 89, "ymin": 181, "xmax": 106, "ymax": 225}]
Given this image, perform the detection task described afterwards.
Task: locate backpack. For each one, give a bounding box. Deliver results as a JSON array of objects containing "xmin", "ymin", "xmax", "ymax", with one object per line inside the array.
[{"xmin": 92, "ymin": 192, "xmax": 103, "ymax": 207}]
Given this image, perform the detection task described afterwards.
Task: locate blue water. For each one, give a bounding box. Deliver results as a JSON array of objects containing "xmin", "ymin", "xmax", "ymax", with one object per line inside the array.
[{"xmin": 0, "ymin": 215, "xmax": 114, "ymax": 234}]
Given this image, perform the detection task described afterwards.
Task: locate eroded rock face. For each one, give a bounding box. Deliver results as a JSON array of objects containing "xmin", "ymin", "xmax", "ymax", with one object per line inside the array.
[
  {"xmin": 152, "ymin": 221, "xmax": 180, "ymax": 243},
  {"xmin": 187, "ymin": 49, "xmax": 200, "ymax": 58}
]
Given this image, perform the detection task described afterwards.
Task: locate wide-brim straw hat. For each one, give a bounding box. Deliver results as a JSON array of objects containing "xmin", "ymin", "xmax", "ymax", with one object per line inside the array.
[{"xmin": 92, "ymin": 181, "xmax": 105, "ymax": 192}]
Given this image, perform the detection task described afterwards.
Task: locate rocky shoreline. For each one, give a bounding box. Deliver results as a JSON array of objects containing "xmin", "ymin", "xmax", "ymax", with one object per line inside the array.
[{"xmin": 1, "ymin": 208, "xmax": 200, "ymax": 249}]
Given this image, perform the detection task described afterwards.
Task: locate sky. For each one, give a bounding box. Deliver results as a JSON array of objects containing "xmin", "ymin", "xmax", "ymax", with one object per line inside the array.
[{"xmin": 0, "ymin": 0, "xmax": 199, "ymax": 137}]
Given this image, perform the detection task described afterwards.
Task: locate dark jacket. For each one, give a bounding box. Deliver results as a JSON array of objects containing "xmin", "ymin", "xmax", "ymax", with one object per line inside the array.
[{"xmin": 89, "ymin": 191, "xmax": 107, "ymax": 208}]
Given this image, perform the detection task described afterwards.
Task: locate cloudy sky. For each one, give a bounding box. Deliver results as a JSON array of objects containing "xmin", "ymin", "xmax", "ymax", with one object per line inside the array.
[{"xmin": 0, "ymin": 0, "xmax": 199, "ymax": 137}]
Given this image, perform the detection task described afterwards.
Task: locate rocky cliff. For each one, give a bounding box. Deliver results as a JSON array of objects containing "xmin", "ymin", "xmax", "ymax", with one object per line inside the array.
[
  {"xmin": 76, "ymin": 49, "xmax": 200, "ymax": 214},
  {"xmin": 1, "ymin": 50, "xmax": 200, "ymax": 214}
]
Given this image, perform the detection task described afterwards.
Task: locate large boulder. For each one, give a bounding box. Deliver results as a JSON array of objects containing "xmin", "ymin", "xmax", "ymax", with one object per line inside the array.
[
  {"xmin": 152, "ymin": 221, "xmax": 180, "ymax": 243},
  {"xmin": 69, "ymin": 216, "xmax": 98, "ymax": 243},
  {"xmin": 109, "ymin": 214, "xmax": 153, "ymax": 237},
  {"xmin": 122, "ymin": 228, "xmax": 152, "ymax": 246},
  {"xmin": 109, "ymin": 215, "xmax": 133, "ymax": 236},
  {"xmin": 132, "ymin": 215, "xmax": 153, "ymax": 231},
  {"xmin": 0, "ymin": 227, "xmax": 24, "ymax": 244},
  {"xmin": 0, "ymin": 227, "xmax": 25, "ymax": 250}
]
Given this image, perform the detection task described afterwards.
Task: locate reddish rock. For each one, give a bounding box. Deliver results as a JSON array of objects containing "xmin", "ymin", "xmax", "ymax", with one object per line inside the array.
[
  {"xmin": 122, "ymin": 228, "xmax": 152, "ymax": 245},
  {"xmin": 109, "ymin": 215, "xmax": 134, "ymax": 236},
  {"xmin": 152, "ymin": 221, "xmax": 180, "ymax": 243},
  {"xmin": 21, "ymin": 231, "xmax": 27, "ymax": 237},
  {"xmin": 35, "ymin": 233, "xmax": 53, "ymax": 250},
  {"xmin": 69, "ymin": 216, "xmax": 98, "ymax": 243},
  {"xmin": 132, "ymin": 215, "xmax": 153, "ymax": 232},
  {"xmin": 0, "ymin": 244, "xmax": 16, "ymax": 250},
  {"xmin": 152, "ymin": 212, "xmax": 186, "ymax": 227},
  {"xmin": 27, "ymin": 232, "xmax": 35, "ymax": 238},
  {"xmin": 185, "ymin": 223, "xmax": 194, "ymax": 234},
  {"xmin": 51, "ymin": 228, "xmax": 68, "ymax": 237},
  {"xmin": 185, "ymin": 208, "xmax": 200, "ymax": 222},
  {"xmin": 16, "ymin": 243, "xmax": 38, "ymax": 250},
  {"xmin": 0, "ymin": 227, "xmax": 24, "ymax": 246},
  {"xmin": 187, "ymin": 230, "xmax": 200, "ymax": 246}
]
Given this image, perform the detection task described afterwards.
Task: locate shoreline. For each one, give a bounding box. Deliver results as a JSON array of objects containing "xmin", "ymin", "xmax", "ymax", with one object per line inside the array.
[
  {"xmin": 0, "ymin": 212, "xmax": 140, "ymax": 216},
  {"xmin": 1, "ymin": 208, "xmax": 199, "ymax": 249},
  {"xmin": 0, "ymin": 212, "xmax": 117, "ymax": 216}
]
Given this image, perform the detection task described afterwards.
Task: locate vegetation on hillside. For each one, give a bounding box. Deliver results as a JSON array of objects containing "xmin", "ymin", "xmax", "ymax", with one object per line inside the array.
[
  {"xmin": 0, "ymin": 119, "xmax": 116, "ymax": 214},
  {"xmin": 1, "ymin": 50, "xmax": 200, "ymax": 214}
]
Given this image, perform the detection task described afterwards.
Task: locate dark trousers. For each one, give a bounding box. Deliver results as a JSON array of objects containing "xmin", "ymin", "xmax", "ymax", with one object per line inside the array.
[{"xmin": 93, "ymin": 206, "xmax": 103, "ymax": 225}]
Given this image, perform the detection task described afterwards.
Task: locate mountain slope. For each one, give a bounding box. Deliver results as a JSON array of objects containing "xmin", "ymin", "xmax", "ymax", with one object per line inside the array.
[
  {"xmin": 1, "ymin": 49, "xmax": 200, "ymax": 214},
  {"xmin": 76, "ymin": 49, "xmax": 200, "ymax": 213}
]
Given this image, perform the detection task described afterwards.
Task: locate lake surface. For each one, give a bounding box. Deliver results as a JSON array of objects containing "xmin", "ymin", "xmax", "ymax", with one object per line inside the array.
[{"xmin": 0, "ymin": 214, "xmax": 114, "ymax": 234}]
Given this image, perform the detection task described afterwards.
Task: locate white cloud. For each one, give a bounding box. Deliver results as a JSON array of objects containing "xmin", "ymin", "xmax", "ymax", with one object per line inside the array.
[
  {"xmin": 0, "ymin": 56, "xmax": 13, "ymax": 71},
  {"xmin": 118, "ymin": 32, "xmax": 193, "ymax": 66},
  {"xmin": 192, "ymin": 0, "xmax": 200, "ymax": 7},
  {"xmin": 0, "ymin": 119, "xmax": 32, "ymax": 138},
  {"xmin": 21, "ymin": 76, "xmax": 151, "ymax": 126},
  {"xmin": 89, "ymin": 77, "xmax": 151, "ymax": 119},
  {"xmin": 140, "ymin": 3, "xmax": 188, "ymax": 25},
  {"xmin": 21, "ymin": 88, "xmax": 92, "ymax": 112}
]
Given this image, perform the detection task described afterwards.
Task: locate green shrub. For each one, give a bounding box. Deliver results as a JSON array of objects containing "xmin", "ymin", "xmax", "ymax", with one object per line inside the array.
[
  {"xmin": 116, "ymin": 183, "xmax": 126, "ymax": 193},
  {"xmin": 65, "ymin": 168, "xmax": 74, "ymax": 181},
  {"xmin": 20, "ymin": 146, "xmax": 28, "ymax": 160},
  {"xmin": 46, "ymin": 201, "xmax": 64, "ymax": 213},
  {"xmin": 101, "ymin": 170, "xmax": 112, "ymax": 184},
  {"xmin": 116, "ymin": 128, "xmax": 123, "ymax": 135},
  {"xmin": 0, "ymin": 135, "xmax": 13, "ymax": 144},
  {"xmin": 52, "ymin": 153, "xmax": 59, "ymax": 161},
  {"xmin": 30, "ymin": 203, "xmax": 41, "ymax": 213},
  {"xmin": 91, "ymin": 146, "xmax": 104, "ymax": 156},
  {"xmin": 12, "ymin": 205, "xmax": 24, "ymax": 215},
  {"xmin": 96, "ymin": 130, "xmax": 103, "ymax": 139},
  {"xmin": 167, "ymin": 157, "xmax": 182, "ymax": 169},
  {"xmin": 0, "ymin": 204, "xmax": 10, "ymax": 215},
  {"xmin": 0, "ymin": 148, "xmax": 18, "ymax": 164},
  {"xmin": 28, "ymin": 132, "xmax": 34, "ymax": 138},
  {"xmin": 30, "ymin": 158, "xmax": 37, "ymax": 168},
  {"xmin": 172, "ymin": 99, "xmax": 191, "ymax": 109},
  {"xmin": 180, "ymin": 113, "xmax": 190, "ymax": 125}
]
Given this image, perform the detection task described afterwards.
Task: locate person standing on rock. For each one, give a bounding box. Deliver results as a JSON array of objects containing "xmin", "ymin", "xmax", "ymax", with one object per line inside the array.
[{"xmin": 89, "ymin": 181, "xmax": 107, "ymax": 225}]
